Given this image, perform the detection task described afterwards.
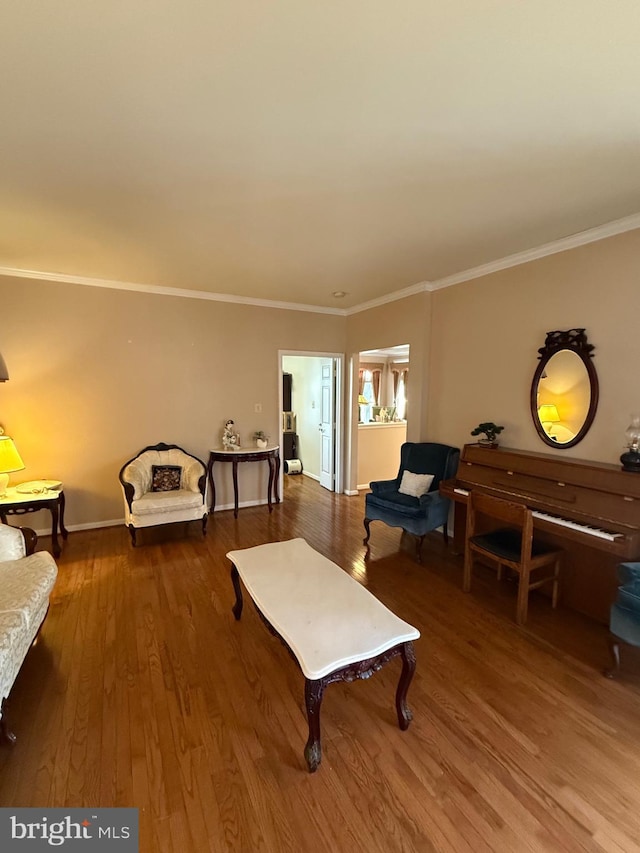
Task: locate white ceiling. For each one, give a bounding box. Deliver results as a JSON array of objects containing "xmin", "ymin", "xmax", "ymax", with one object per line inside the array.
[{"xmin": 2, "ymin": 2, "xmax": 640, "ymax": 310}]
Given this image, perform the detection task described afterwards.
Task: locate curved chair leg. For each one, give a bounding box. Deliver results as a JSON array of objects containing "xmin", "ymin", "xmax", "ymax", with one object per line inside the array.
[
  {"xmin": 202, "ymin": 513, "xmax": 208, "ymax": 536},
  {"xmin": 128, "ymin": 525, "xmax": 137, "ymax": 547},
  {"xmin": 604, "ymin": 634, "xmax": 621, "ymax": 678},
  {"xmin": 363, "ymin": 518, "xmax": 372, "ymax": 545},
  {"xmin": 415, "ymin": 535, "xmax": 425, "ymax": 563}
]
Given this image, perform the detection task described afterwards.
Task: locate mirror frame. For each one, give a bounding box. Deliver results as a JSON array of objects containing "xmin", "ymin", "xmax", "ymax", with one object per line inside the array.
[{"xmin": 530, "ymin": 328, "xmax": 599, "ymax": 450}]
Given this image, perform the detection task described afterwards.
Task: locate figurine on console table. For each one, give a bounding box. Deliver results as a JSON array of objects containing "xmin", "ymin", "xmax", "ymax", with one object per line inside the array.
[{"xmin": 222, "ymin": 419, "xmax": 241, "ymax": 450}]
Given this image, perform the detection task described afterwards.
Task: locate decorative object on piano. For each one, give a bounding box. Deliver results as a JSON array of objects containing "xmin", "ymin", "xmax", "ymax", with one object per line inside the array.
[
  {"xmin": 620, "ymin": 415, "xmax": 640, "ymax": 473},
  {"xmin": 254, "ymin": 430, "xmax": 269, "ymax": 449},
  {"xmin": 470, "ymin": 422, "xmax": 504, "ymax": 448},
  {"xmin": 222, "ymin": 419, "xmax": 241, "ymax": 450},
  {"xmin": 531, "ymin": 328, "xmax": 599, "ymax": 450}
]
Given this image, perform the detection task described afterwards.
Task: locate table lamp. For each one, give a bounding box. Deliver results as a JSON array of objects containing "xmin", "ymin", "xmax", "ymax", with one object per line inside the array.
[
  {"xmin": 621, "ymin": 415, "xmax": 640, "ymax": 473},
  {"xmin": 0, "ymin": 435, "xmax": 25, "ymax": 497},
  {"xmin": 538, "ymin": 403, "xmax": 560, "ymax": 438}
]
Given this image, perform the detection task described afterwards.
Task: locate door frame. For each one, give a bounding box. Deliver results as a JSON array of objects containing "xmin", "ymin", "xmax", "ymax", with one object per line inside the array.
[{"xmin": 278, "ymin": 350, "xmax": 344, "ymax": 495}]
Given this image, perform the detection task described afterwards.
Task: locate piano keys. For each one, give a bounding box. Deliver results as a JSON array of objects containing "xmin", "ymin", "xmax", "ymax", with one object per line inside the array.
[{"xmin": 440, "ymin": 444, "xmax": 640, "ymax": 623}]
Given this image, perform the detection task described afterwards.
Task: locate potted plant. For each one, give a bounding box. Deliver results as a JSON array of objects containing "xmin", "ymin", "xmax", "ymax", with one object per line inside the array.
[
  {"xmin": 254, "ymin": 431, "xmax": 269, "ymax": 449},
  {"xmin": 470, "ymin": 422, "xmax": 504, "ymax": 448}
]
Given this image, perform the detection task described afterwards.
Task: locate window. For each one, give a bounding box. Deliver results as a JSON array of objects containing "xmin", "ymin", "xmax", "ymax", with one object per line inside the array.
[
  {"xmin": 396, "ymin": 372, "xmax": 407, "ymax": 420},
  {"xmin": 362, "ymin": 373, "xmax": 374, "ymax": 422}
]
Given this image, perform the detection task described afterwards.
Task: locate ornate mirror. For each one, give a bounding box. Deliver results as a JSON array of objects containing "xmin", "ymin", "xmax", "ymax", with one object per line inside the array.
[{"xmin": 530, "ymin": 329, "xmax": 599, "ymax": 449}]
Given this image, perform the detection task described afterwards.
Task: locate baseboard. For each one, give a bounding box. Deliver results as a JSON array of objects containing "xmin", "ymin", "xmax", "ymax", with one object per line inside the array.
[
  {"xmin": 302, "ymin": 471, "xmax": 320, "ymax": 482},
  {"xmin": 26, "ymin": 500, "xmax": 274, "ymax": 539},
  {"xmin": 344, "ymin": 489, "xmax": 360, "ymax": 496},
  {"xmin": 28, "ymin": 518, "xmax": 123, "ymax": 538},
  {"xmin": 356, "ymin": 484, "xmax": 371, "ymax": 492}
]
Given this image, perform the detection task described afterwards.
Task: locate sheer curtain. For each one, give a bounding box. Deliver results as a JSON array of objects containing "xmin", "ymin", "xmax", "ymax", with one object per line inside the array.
[{"xmin": 392, "ymin": 367, "xmax": 408, "ymax": 420}]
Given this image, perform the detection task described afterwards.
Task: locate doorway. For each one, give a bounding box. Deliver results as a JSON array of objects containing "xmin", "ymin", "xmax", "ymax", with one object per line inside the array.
[
  {"xmin": 356, "ymin": 344, "xmax": 410, "ymax": 490},
  {"xmin": 279, "ymin": 351, "xmax": 344, "ymax": 494}
]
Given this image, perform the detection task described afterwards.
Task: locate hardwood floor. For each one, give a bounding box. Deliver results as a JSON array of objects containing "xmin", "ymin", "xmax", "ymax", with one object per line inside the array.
[{"xmin": 1, "ymin": 475, "xmax": 640, "ymax": 852}]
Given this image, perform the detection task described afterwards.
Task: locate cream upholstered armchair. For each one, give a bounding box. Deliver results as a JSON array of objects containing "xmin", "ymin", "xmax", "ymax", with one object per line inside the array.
[
  {"xmin": 119, "ymin": 443, "xmax": 208, "ymax": 546},
  {"xmin": 0, "ymin": 523, "xmax": 58, "ymax": 743}
]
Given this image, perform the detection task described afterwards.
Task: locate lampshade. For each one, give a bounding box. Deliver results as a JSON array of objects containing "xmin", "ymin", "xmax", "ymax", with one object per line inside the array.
[
  {"xmin": 538, "ymin": 404, "xmax": 560, "ymax": 424},
  {"xmin": 0, "ymin": 436, "xmax": 24, "ymax": 496},
  {"xmin": 0, "ymin": 351, "xmax": 8, "ymax": 382}
]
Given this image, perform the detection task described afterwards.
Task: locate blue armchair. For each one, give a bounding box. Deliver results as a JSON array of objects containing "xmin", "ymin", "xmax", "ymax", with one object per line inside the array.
[
  {"xmin": 605, "ymin": 562, "xmax": 640, "ymax": 676},
  {"xmin": 363, "ymin": 442, "xmax": 460, "ymax": 562}
]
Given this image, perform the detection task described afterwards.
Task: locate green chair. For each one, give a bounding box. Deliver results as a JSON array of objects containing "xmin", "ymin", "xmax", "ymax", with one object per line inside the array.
[{"xmin": 605, "ymin": 562, "xmax": 640, "ymax": 676}]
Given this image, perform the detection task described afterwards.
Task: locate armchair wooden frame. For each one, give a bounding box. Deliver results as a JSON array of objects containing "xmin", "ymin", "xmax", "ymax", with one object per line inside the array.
[{"xmin": 464, "ymin": 492, "xmax": 562, "ymax": 625}]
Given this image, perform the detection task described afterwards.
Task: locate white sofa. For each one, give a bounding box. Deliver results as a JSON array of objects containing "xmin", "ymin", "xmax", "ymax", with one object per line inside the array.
[
  {"xmin": 119, "ymin": 442, "xmax": 208, "ymax": 546},
  {"xmin": 0, "ymin": 523, "xmax": 58, "ymax": 743}
]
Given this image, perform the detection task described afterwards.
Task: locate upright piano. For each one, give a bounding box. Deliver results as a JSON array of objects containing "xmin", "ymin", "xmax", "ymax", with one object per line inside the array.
[{"xmin": 440, "ymin": 444, "xmax": 640, "ymax": 623}]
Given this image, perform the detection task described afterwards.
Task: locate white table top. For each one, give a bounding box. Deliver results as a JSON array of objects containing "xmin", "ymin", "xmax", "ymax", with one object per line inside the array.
[
  {"xmin": 227, "ymin": 538, "xmax": 419, "ymax": 680},
  {"xmin": 0, "ymin": 483, "xmax": 63, "ymax": 505},
  {"xmin": 211, "ymin": 446, "xmax": 279, "ymax": 456}
]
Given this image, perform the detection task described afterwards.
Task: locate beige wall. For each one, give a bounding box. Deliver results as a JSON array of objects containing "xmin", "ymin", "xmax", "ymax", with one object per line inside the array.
[
  {"xmin": 2, "ymin": 228, "xmax": 638, "ymax": 526},
  {"xmin": 345, "ymin": 291, "xmax": 432, "ymax": 489},
  {"xmin": 357, "ymin": 423, "xmax": 407, "ymax": 487},
  {"xmin": 427, "ymin": 230, "xmax": 640, "ymax": 464},
  {"xmin": 1, "ymin": 278, "xmax": 346, "ymax": 526}
]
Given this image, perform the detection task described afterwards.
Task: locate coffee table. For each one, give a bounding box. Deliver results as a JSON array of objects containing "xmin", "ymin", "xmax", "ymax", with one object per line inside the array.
[{"xmin": 227, "ymin": 538, "xmax": 420, "ymax": 772}]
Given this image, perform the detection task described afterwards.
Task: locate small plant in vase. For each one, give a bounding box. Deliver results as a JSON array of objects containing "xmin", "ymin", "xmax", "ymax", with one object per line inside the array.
[
  {"xmin": 470, "ymin": 422, "xmax": 504, "ymax": 448},
  {"xmin": 254, "ymin": 431, "xmax": 269, "ymax": 449}
]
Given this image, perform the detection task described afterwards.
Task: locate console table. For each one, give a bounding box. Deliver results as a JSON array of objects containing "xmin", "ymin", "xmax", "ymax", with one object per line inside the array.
[
  {"xmin": 208, "ymin": 446, "xmax": 280, "ymax": 519},
  {"xmin": 227, "ymin": 539, "xmax": 419, "ymax": 771},
  {"xmin": 0, "ymin": 486, "xmax": 68, "ymax": 557}
]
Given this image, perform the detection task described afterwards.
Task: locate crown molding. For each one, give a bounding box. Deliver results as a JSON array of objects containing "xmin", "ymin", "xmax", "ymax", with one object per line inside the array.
[
  {"xmin": 1, "ymin": 213, "xmax": 638, "ymax": 314},
  {"xmin": 0, "ymin": 266, "xmax": 347, "ymax": 316},
  {"xmin": 344, "ymin": 280, "xmax": 430, "ymax": 315},
  {"xmin": 427, "ymin": 213, "xmax": 640, "ymax": 292}
]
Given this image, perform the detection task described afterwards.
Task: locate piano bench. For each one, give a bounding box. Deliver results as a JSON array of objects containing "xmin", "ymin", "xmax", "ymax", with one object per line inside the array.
[{"xmin": 464, "ymin": 493, "xmax": 562, "ymax": 625}]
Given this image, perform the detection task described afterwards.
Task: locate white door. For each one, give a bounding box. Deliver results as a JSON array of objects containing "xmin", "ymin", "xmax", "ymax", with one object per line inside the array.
[{"xmin": 319, "ymin": 360, "xmax": 335, "ymax": 490}]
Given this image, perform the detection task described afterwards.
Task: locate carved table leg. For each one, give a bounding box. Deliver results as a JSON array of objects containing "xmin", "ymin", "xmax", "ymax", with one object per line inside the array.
[
  {"xmin": 59, "ymin": 491, "xmax": 69, "ymax": 539},
  {"xmin": 232, "ymin": 459, "xmax": 239, "ymax": 518},
  {"xmin": 50, "ymin": 502, "xmax": 61, "ymax": 558},
  {"xmin": 304, "ymin": 678, "xmax": 326, "ymax": 772},
  {"xmin": 208, "ymin": 459, "xmax": 217, "ymax": 514},
  {"xmin": 231, "ymin": 565, "xmax": 243, "ymax": 620},
  {"xmin": 267, "ymin": 456, "xmax": 275, "ymax": 513},
  {"xmin": 395, "ymin": 641, "xmax": 416, "ymax": 730},
  {"xmin": 273, "ymin": 453, "xmax": 281, "ymax": 504}
]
